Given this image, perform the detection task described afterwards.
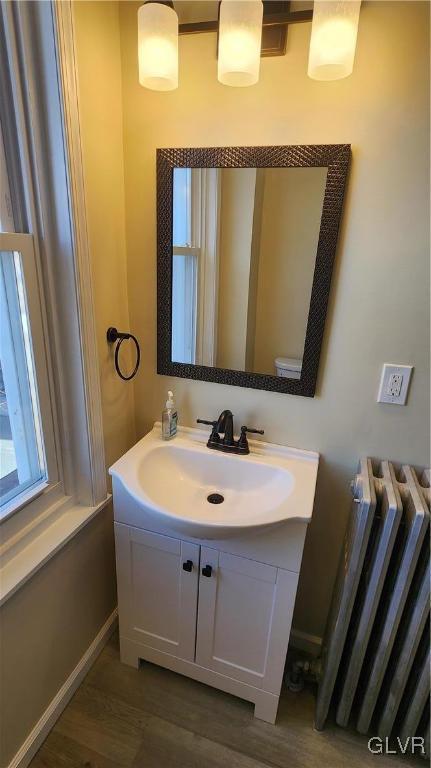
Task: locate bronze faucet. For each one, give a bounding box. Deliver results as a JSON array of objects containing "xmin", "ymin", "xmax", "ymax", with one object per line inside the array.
[{"xmin": 197, "ymin": 410, "xmax": 264, "ymax": 455}]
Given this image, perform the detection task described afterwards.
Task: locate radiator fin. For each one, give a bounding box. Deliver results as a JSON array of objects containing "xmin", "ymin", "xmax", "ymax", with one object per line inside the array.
[{"xmin": 315, "ymin": 458, "xmax": 430, "ymax": 753}]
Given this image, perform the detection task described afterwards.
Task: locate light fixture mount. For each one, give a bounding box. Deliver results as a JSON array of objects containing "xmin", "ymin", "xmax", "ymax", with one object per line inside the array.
[
  {"xmin": 178, "ymin": 1, "xmax": 313, "ymax": 58},
  {"xmin": 145, "ymin": 0, "xmax": 175, "ymax": 7}
]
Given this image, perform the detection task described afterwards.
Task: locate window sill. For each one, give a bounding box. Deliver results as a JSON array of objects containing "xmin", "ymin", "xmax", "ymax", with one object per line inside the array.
[
  {"xmin": 0, "ymin": 480, "xmax": 49, "ymax": 523},
  {"xmin": 0, "ymin": 494, "xmax": 111, "ymax": 606}
]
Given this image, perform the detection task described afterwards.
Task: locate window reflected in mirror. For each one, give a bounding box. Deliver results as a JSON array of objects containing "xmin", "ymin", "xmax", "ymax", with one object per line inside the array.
[{"xmin": 172, "ymin": 165, "xmax": 328, "ymax": 378}]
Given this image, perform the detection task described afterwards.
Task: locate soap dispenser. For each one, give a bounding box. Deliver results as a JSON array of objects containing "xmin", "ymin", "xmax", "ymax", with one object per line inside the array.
[{"xmin": 162, "ymin": 390, "xmax": 178, "ymax": 440}]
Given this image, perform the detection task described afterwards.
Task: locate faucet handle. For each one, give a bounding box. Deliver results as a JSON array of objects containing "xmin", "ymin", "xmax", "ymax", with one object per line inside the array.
[
  {"xmin": 238, "ymin": 426, "xmax": 264, "ymax": 454},
  {"xmin": 240, "ymin": 426, "xmax": 264, "ymax": 436},
  {"xmin": 196, "ymin": 419, "xmax": 220, "ymax": 442}
]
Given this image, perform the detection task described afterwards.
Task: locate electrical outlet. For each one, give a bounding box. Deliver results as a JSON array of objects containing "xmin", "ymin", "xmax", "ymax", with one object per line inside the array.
[
  {"xmin": 377, "ymin": 364, "xmax": 413, "ymax": 405},
  {"xmin": 387, "ymin": 373, "xmax": 403, "ymax": 398}
]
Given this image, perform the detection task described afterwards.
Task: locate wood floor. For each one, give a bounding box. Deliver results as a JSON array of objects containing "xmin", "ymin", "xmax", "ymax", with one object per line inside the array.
[{"xmin": 29, "ymin": 632, "xmax": 422, "ymax": 768}]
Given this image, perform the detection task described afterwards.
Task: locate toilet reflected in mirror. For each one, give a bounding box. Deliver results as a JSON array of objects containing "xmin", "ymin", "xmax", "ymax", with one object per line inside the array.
[
  {"xmin": 275, "ymin": 357, "xmax": 302, "ymax": 379},
  {"xmin": 171, "ymin": 166, "xmax": 327, "ymax": 378}
]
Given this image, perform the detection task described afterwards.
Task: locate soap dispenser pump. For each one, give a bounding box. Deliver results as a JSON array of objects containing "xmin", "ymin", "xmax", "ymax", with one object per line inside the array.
[{"xmin": 162, "ymin": 390, "xmax": 178, "ymax": 440}]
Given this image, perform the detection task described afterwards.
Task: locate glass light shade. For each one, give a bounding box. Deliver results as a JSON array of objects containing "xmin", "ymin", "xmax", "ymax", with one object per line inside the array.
[
  {"xmin": 308, "ymin": 1, "xmax": 361, "ymax": 81},
  {"xmin": 218, "ymin": 0, "xmax": 263, "ymax": 87},
  {"xmin": 138, "ymin": 3, "xmax": 178, "ymax": 91}
]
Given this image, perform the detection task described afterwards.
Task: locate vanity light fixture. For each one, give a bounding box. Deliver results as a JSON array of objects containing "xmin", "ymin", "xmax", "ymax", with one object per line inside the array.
[
  {"xmin": 308, "ymin": 0, "xmax": 362, "ymax": 81},
  {"xmin": 218, "ymin": 0, "xmax": 264, "ymax": 87},
  {"xmin": 137, "ymin": 1, "xmax": 363, "ymax": 91},
  {"xmin": 138, "ymin": 1, "xmax": 179, "ymax": 91}
]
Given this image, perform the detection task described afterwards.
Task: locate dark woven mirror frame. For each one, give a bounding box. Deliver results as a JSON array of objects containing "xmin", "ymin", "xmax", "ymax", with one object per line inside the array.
[{"xmin": 157, "ymin": 144, "xmax": 351, "ymax": 397}]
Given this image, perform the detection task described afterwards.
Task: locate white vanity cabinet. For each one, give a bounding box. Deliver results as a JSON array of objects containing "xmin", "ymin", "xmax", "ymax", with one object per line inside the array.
[
  {"xmin": 115, "ymin": 521, "xmax": 301, "ymax": 723},
  {"xmin": 110, "ymin": 425, "xmax": 318, "ymax": 724},
  {"xmin": 115, "ymin": 525, "xmax": 199, "ymax": 662},
  {"xmin": 196, "ymin": 547, "xmax": 298, "ymax": 692}
]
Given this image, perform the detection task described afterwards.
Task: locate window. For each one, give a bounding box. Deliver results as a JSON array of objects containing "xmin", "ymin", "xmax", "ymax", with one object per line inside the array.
[
  {"xmin": 0, "ymin": 236, "xmax": 52, "ymax": 513},
  {"xmin": 0, "ymin": 0, "xmax": 108, "ymax": 604},
  {"xmin": 1, "ymin": 116, "xmax": 57, "ymax": 516},
  {"xmin": 172, "ymin": 168, "xmax": 200, "ymax": 364},
  {"xmin": 0, "ymin": 246, "xmax": 44, "ymax": 505},
  {"xmin": 172, "ymin": 168, "xmax": 220, "ymax": 366},
  {"xmin": 0, "ymin": 23, "xmax": 57, "ymax": 520}
]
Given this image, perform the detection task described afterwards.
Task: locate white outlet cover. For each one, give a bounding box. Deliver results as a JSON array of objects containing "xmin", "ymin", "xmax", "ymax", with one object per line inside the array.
[{"xmin": 377, "ymin": 363, "xmax": 413, "ymax": 405}]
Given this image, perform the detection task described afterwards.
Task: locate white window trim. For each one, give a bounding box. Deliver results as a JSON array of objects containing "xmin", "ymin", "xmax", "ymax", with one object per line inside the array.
[
  {"xmin": 196, "ymin": 168, "xmax": 220, "ymax": 367},
  {"xmin": 0, "ymin": 232, "xmax": 58, "ymax": 518},
  {"xmin": 172, "ymin": 169, "xmax": 220, "ymax": 367},
  {"xmin": 172, "ymin": 249, "xmax": 198, "ymax": 364},
  {"xmin": 53, "ymin": 0, "xmax": 107, "ymax": 503},
  {"xmin": 0, "ymin": 1, "xmax": 109, "ymax": 602},
  {"xmin": 0, "ymin": 6, "xmax": 64, "ymax": 506},
  {"xmin": 172, "ymin": 168, "xmax": 202, "ymax": 365}
]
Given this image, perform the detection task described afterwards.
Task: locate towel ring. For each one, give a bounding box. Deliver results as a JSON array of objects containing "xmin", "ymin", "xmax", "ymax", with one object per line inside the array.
[{"xmin": 106, "ymin": 327, "xmax": 141, "ymax": 381}]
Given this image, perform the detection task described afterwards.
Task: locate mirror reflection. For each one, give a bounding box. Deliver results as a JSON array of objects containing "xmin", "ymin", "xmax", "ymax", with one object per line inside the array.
[{"xmin": 172, "ymin": 165, "xmax": 327, "ymax": 378}]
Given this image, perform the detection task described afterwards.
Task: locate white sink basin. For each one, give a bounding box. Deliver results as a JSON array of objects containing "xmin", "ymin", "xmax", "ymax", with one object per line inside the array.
[{"xmin": 109, "ymin": 424, "xmax": 319, "ymax": 539}]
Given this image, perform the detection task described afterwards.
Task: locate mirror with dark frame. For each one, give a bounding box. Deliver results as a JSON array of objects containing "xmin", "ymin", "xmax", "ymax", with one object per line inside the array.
[{"xmin": 157, "ymin": 145, "xmax": 350, "ymax": 397}]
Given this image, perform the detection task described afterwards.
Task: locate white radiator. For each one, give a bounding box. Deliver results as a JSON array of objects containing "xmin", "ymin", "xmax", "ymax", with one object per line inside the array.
[{"xmin": 315, "ymin": 458, "xmax": 430, "ymax": 753}]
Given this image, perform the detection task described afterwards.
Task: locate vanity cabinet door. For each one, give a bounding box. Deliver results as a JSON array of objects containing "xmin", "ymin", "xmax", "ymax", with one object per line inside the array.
[
  {"xmin": 195, "ymin": 548, "xmax": 299, "ymax": 693},
  {"xmin": 115, "ymin": 524, "xmax": 199, "ymax": 662}
]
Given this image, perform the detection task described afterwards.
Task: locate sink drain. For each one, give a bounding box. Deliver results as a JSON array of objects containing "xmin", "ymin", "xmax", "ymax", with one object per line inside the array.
[{"xmin": 207, "ymin": 492, "xmax": 224, "ymax": 505}]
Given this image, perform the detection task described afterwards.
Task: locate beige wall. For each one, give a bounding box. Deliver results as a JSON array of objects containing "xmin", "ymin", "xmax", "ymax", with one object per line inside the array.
[
  {"xmin": 253, "ymin": 167, "xmax": 327, "ymax": 373},
  {"xmin": 74, "ymin": 0, "xmax": 136, "ymax": 475},
  {"xmin": 0, "ymin": 506, "xmax": 117, "ymax": 768},
  {"xmin": 119, "ymin": 0, "xmax": 430, "ymax": 638},
  {"xmin": 216, "ymin": 168, "xmax": 256, "ymax": 370}
]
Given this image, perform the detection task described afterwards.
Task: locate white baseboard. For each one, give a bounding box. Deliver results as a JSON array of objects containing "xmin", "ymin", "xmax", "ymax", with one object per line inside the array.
[
  {"xmin": 290, "ymin": 628, "xmax": 322, "ymax": 657},
  {"xmin": 7, "ymin": 608, "xmax": 118, "ymax": 768}
]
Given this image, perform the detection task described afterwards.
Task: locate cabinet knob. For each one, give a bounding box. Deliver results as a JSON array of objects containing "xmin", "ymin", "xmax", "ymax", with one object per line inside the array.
[
  {"xmin": 182, "ymin": 560, "xmax": 193, "ymax": 572},
  {"xmin": 202, "ymin": 564, "xmax": 212, "ymax": 578}
]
